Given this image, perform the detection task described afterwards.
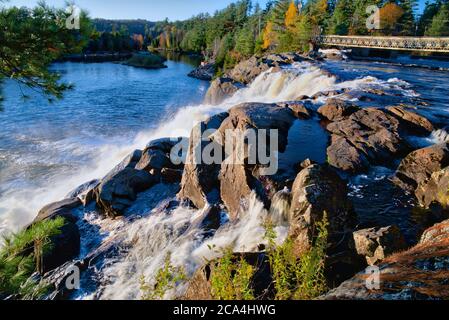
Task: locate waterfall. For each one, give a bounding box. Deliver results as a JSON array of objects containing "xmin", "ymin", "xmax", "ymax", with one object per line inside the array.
[
  {"xmin": 0, "ymin": 59, "xmax": 419, "ymax": 300},
  {"xmin": 82, "ymin": 192, "xmax": 290, "ymax": 300}
]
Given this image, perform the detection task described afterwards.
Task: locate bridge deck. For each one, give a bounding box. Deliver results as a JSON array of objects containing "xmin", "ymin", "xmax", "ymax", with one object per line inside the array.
[{"xmin": 319, "ymin": 35, "xmax": 449, "ymax": 53}]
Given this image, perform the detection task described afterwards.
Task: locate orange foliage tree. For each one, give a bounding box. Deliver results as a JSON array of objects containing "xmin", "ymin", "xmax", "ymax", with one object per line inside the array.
[
  {"xmin": 285, "ymin": 1, "xmax": 299, "ymax": 30},
  {"xmin": 262, "ymin": 21, "xmax": 277, "ymax": 49},
  {"xmin": 379, "ymin": 3, "xmax": 404, "ymax": 35},
  {"xmin": 132, "ymin": 34, "xmax": 144, "ymax": 50}
]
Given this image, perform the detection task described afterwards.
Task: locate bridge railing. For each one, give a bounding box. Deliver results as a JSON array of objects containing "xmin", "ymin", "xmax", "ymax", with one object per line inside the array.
[{"xmin": 318, "ymin": 35, "xmax": 449, "ymax": 53}]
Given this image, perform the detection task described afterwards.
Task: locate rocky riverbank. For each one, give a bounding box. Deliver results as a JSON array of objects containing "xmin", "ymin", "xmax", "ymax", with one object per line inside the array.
[{"xmin": 24, "ymin": 52, "xmax": 449, "ymax": 300}]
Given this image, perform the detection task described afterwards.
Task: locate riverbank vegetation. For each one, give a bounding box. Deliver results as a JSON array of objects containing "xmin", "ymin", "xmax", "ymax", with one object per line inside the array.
[
  {"xmin": 1, "ymin": 0, "xmax": 448, "ymax": 104},
  {"xmin": 0, "ymin": 217, "xmax": 66, "ymax": 299},
  {"xmin": 123, "ymin": 53, "xmax": 167, "ymax": 69},
  {"xmin": 140, "ymin": 215, "xmax": 329, "ymax": 301},
  {"xmin": 0, "ymin": 2, "xmax": 92, "ymax": 101},
  {"xmin": 133, "ymin": 0, "xmax": 449, "ymax": 71}
]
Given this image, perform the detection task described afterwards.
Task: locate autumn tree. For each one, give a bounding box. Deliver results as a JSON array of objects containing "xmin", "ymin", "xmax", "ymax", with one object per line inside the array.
[
  {"xmin": 262, "ymin": 21, "xmax": 277, "ymax": 49},
  {"xmin": 379, "ymin": 2, "xmax": 404, "ymax": 35},
  {"xmin": 285, "ymin": 1, "xmax": 299, "ymax": 29},
  {"xmin": 132, "ymin": 34, "xmax": 144, "ymax": 50}
]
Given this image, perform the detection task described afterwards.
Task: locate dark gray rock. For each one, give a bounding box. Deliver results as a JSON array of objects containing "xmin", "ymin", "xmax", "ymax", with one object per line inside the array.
[
  {"xmin": 33, "ymin": 198, "xmax": 82, "ymax": 274},
  {"xmin": 188, "ymin": 63, "xmax": 216, "ymax": 81},
  {"xmin": 94, "ymin": 168, "xmax": 158, "ymax": 217}
]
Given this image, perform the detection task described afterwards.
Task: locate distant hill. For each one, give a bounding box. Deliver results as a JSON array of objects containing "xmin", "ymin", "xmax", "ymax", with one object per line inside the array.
[{"xmin": 93, "ymin": 19, "xmax": 156, "ymax": 35}]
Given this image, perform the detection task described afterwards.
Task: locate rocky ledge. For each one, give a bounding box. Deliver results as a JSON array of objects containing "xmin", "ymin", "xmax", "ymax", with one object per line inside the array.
[
  {"xmin": 204, "ymin": 53, "xmax": 306, "ymax": 104},
  {"xmin": 188, "ymin": 63, "xmax": 216, "ymax": 81},
  {"xmin": 322, "ymin": 219, "xmax": 449, "ymax": 300}
]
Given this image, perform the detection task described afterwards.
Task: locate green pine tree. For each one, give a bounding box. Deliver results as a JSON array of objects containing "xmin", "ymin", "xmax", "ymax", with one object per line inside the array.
[
  {"xmin": 397, "ymin": 0, "xmax": 418, "ymax": 35},
  {"xmin": 426, "ymin": 3, "xmax": 449, "ymax": 36},
  {"xmin": 0, "ymin": 2, "xmax": 92, "ymax": 103},
  {"xmin": 328, "ymin": 0, "xmax": 355, "ymax": 35}
]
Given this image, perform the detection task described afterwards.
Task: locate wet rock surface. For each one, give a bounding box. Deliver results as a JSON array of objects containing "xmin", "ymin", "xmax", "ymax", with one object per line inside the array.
[
  {"xmin": 322, "ymin": 219, "xmax": 449, "ymax": 300},
  {"xmin": 326, "ymin": 108, "xmax": 414, "ymax": 173},
  {"xmin": 226, "ymin": 53, "xmax": 303, "ymax": 85},
  {"xmin": 318, "ymin": 98, "xmax": 359, "ymax": 121},
  {"xmin": 353, "ymin": 225, "xmax": 407, "ymax": 266},
  {"xmin": 394, "ymin": 143, "xmax": 449, "ymax": 194},
  {"xmin": 178, "ymin": 113, "xmax": 228, "ymax": 209},
  {"xmin": 217, "ymin": 103, "xmax": 296, "ymax": 219},
  {"xmin": 188, "ymin": 63, "xmax": 216, "ymax": 81},
  {"xmin": 288, "ymin": 163, "xmax": 360, "ymax": 286},
  {"xmin": 204, "ymin": 77, "xmax": 244, "ymax": 105},
  {"xmin": 33, "ymin": 199, "xmax": 82, "ymax": 274}
]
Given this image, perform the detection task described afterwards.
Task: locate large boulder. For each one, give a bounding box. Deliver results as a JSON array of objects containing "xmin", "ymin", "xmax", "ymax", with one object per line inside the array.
[
  {"xmin": 217, "ymin": 102, "xmax": 295, "ymax": 152},
  {"xmin": 288, "ymin": 163, "xmax": 359, "ymax": 285},
  {"xmin": 217, "ymin": 103, "xmax": 296, "ymax": 219},
  {"xmin": 326, "ymin": 108, "xmax": 411, "ymax": 173},
  {"xmin": 317, "ymin": 98, "xmax": 359, "ymax": 122},
  {"xmin": 394, "ymin": 143, "xmax": 449, "ymax": 193},
  {"xmin": 415, "ymin": 166, "xmax": 449, "ymax": 209},
  {"xmin": 135, "ymin": 148, "xmax": 172, "ymax": 172},
  {"xmin": 204, "ymin": 77, "xmax": 244, "ymax": 105},
  {"xmin": 327, "ymin": 135, "xmax": 370, "ymax": 173},
  {"xmin": 33, "ymin": 198, "xmax": 81, "ymax": 273},
  {"xmin": 322, "ymin": 219, "xmax": 449, "ymax": 300},
  {"xmin": 94, "ymin": 168, "xmax": 158, "ymax": 217},
  {"xmin": 109, "ymin": 149, "xmax": 143, "ymax": 175},
  {"xmin": 66, "ymin": 179, "xmax": 100, "ymax": 206},
  {"xmin": 178, "ymin": 113, "xmax": 228, "ymax": 209},
  {"xmin": 34, "ymin": 198, "xmax": 81, "ymax": 223},
  {"xmin": 353, "ymin": 226, "xmax": 407, "ymax": 266},
  {"xmin": 137, "ymin": 137, "xmax": 184, "ymax": 173},
  {"xmin": 386, "ymin": 106, "xmax": 434, "ymax": 136}
]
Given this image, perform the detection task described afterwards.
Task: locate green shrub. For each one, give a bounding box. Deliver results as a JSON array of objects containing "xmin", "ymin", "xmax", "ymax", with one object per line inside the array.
[
  {"xmin": 140, "ymin": 253, "xmax": 186, "ymax": 300},
  {"xmin": 0, "ymin": 217, "xmax": 65, "ymax": 299},
  {"xmin": 124, "ymin": 54, "xmax": 166, "ymax": 69},
  {"xmin": 263, "ymin": 213, "xmax": 329, "ymax": 300},
  {"xmin": 209, "ymin": 247, "xmax": 255, "ymax": 301}
]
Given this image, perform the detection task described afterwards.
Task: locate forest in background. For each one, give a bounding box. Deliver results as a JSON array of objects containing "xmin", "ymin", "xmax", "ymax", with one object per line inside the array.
[
  {"xmin": 1, "ymin": 0, "xmax": 449, "ymax": 104},
  {"xmin": 86, "ymin": 0, "xmax": 449, "ymax": 71}
]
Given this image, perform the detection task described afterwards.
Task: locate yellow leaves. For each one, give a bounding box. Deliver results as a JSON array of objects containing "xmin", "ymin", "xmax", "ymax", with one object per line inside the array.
[
  {"xmin": 379, "ymin": 3, "xmax": 404, "ymax": 31},
  {"xmin": 285, "ymin": 1, "xmax": 299, "ymax": 29},
  {"xmin": 262, "ymin": 21, "xmax": 276, "ymax": 49}
]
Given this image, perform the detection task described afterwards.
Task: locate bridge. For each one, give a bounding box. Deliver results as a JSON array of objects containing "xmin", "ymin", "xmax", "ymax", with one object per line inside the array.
[{"xmin": 318, "ymin": 35, "xmax": 449, "ymax": 53}]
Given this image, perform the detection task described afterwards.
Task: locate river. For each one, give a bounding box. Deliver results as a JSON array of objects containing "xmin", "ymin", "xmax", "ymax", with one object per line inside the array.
[
  {"xmin": 0, "ymin": 57, "xmax": 208, "ymax": 233},
  {"xmin": 1, "ymin": 54, "xmax": 449, "ymax": 299}
]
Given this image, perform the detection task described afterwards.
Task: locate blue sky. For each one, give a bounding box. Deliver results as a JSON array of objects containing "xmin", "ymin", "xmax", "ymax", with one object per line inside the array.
[
  {"xmin": 6, "ymin": 0, "xmax": 270, "ymax": 20},
  {"xmin": 6, "ymin": 0, "xmax": 427, "ymax": 21}
]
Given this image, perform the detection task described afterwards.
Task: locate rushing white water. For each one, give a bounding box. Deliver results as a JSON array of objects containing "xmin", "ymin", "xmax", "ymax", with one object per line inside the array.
[
  {"xmin": 0, "ymin": 62, "xmax": 333, "ymax": 233},
  {"xmin": 430, "ymin": 128, "xmax": 449, "ymax": 144},
  {"xmin": 0, "ymin": 59, "xmax": 422, "ymax": 299},
  {"xmin": 76, "ymin": 62, "xmax": 420, "ymax": 300},
  {"xmin": 79, "ymin": 192, "xmax": 288, "ymax": 300}
]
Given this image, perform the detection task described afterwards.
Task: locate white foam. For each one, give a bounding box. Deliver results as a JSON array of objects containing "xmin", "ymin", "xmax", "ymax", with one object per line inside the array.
[{"xmin": 83, "ymin": 193, "xmax": 288, "ymax": 300}]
